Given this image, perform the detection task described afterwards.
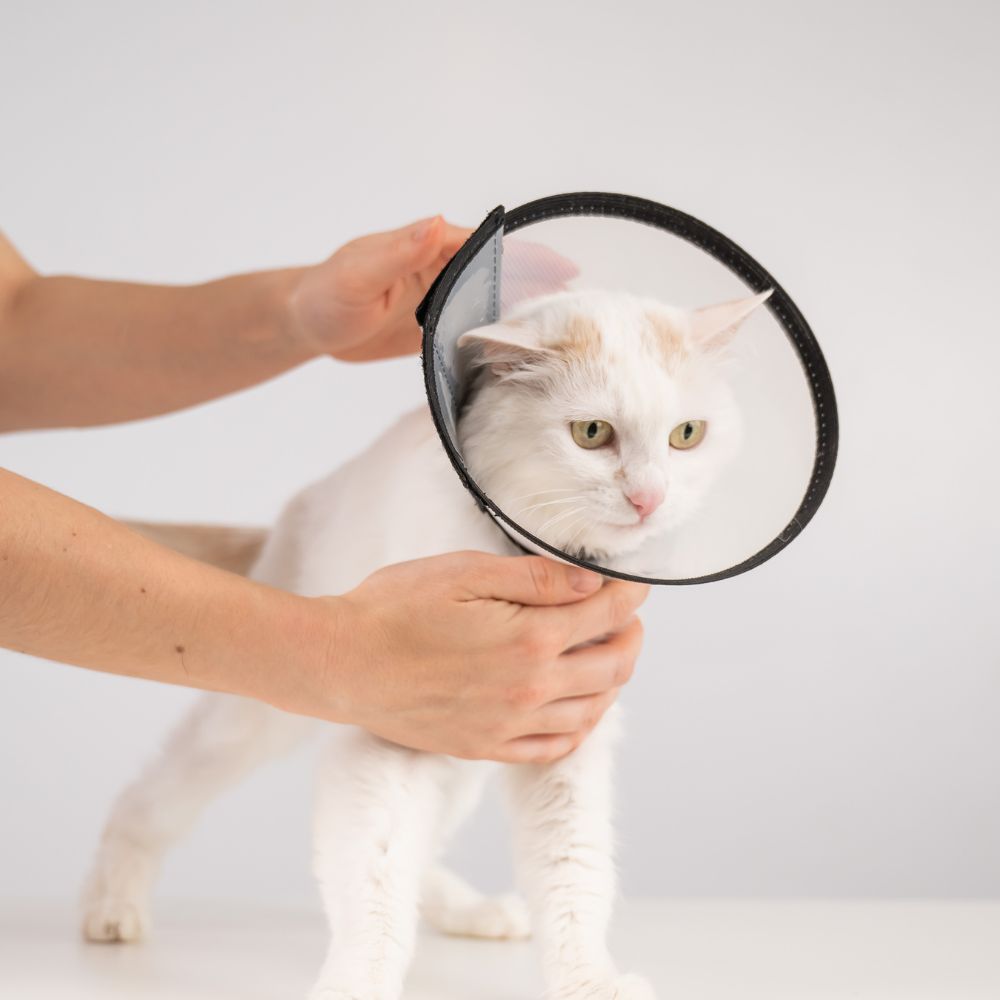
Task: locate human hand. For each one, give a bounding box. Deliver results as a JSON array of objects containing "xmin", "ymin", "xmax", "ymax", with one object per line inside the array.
[
  {"xmin": 287, "ymin": 216, "xmax": 471, "ymax": 362},
  {"xmin": 304, "ymin": 551, "xmax": 649, "ymax": 763}
]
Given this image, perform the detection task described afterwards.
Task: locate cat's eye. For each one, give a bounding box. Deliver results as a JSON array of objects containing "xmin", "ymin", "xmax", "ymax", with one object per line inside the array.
[
  {"xmin": 669, "ymin": 420, "xmax": 707, "ymax": 450},
  {"xmin": 571, "ymin": 420, "xmax": 614, "ymax": 449}
]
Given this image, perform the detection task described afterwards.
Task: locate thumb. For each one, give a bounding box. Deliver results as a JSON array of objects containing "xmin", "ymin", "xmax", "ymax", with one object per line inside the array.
[{"xmin": 482, "ymin": 555, "xmax": 603, "ymax": 607}]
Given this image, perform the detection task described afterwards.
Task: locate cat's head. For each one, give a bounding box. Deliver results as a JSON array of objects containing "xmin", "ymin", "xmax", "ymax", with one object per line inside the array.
[{"xmin": 455, "ymin": 288, "xmax": 771, "ymax": 561}]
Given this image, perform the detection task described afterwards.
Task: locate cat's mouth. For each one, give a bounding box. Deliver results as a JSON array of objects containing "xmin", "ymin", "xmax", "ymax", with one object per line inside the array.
[
  {"xmin": 609, "ymin": 513, "xmax": 660, "ymax": 531},
  {"xmin": 556, "ymin": 513, "xmax": 661, "ymax": 562},
  {"xmin": 512, "ymin": 499, "xmax": 663, "ymax": 561}
]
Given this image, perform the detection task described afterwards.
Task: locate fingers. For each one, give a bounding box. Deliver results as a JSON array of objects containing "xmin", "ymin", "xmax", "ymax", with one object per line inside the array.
[
  {"xmin": 341, "ymin": 216, "xmax": 473, "ymax": 311},
  {"xmin": 487, "ymin": 616, "xmax": 643, "ymax": 764},
  {"xmin": 470, "ymin": 554, "xmax": 603, "ymax": 607},
  {"xmin": 400, "ymin": 215, "xmax": 451, "ymax": 272},
  {"xmin": 493, "ymin": 732, "xmax": 583, "ymax": 765},
  {"xmin": 548, "ymin": 616, "xmax": 643, "ymax": 698},
  {"xmin": 439, "ymin": 221, "xmax": 473, "ymax": 255},
  {"xmin": 383, "ymin": 215, "xmax": 470, "ymax": 272},
  {"xmin": 494, "ymin": 689, "xmax": 615, "ymax": 763},
  {"xmin": 345, "ymin": 216, "xmax": 449, "ymax": 291},
  {"xmin": 466, "ymin": 554, "xmax": 645, "ymax": 641},
  {"xmin": 528, "ymin": 686, "xmax": 619, "ymax": 735},
  {"xmin": 414, "ymin": 221, "xmax": 473, "ymax": 293},
  {"xmin": 545, "ymin": 579, "xmax": 650, "ymax": 651}
]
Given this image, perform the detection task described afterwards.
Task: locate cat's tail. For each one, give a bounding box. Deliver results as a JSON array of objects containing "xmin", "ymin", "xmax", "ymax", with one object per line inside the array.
[{"xmin": 123, "ymin": 520, "xmax": 268, "ymax": 576}]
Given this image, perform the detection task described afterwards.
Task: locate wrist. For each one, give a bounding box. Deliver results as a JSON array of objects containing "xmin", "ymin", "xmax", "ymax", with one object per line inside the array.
[
  {"xmin": 246, "ymin": 587, "xmax": 358, "ymax": 725},
  {"xmin": 235, "ymin": 266, "xmax": 318, "ymax": 365},
  {"xmin": 282, "ymin": 264, "xmax": 329, "ymax": 357}
]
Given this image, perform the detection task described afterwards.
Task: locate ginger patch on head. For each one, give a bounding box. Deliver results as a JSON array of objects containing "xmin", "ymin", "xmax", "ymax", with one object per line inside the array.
[
  {"xmin": 551, "ymin": 312, "xmax": 604, "ymax": 361},
  {"xmin": 644, "ymin": 310, "xmax": 689, "ymax": 371}
]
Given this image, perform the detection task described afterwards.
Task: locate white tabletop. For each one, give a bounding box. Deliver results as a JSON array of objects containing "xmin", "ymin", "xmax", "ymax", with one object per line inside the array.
[{"xmin": 2, "ymin": 899, "xmax": 998, "ymax": 999}]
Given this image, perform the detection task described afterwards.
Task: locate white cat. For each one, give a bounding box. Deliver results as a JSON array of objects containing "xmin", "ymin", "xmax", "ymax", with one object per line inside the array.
[{"xmin": 82, "ymin": 287, "xmax": 770, "ymax": 1000}]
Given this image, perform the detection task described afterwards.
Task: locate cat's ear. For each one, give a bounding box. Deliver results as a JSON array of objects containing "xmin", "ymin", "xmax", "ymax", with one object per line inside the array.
[
  {"xmin": 690, "ymin": 289, "xmax": 773, "ymax": 352},
  {"xmin": 456, "ymin": 321, "xmax": 557, "ymax": 371}
]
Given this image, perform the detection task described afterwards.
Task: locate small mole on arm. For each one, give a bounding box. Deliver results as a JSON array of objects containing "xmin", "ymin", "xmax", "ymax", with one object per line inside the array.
[
  {"xmin": 175, "ymin": 644, "xmax": 185, "ymax": 654},
  {"xmin": 140, "ymin": 587, "xmax": 147, "ymax": 594}
]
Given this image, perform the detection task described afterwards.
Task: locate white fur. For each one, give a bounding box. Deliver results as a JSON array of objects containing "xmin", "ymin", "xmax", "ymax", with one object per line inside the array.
[
  {"xmin": 84, "ymin": 290, "xmax": 767, "ymax": 998},
  {"xmin": 457, "ymin": 289, "xmax": 761, "ymax": 564}
]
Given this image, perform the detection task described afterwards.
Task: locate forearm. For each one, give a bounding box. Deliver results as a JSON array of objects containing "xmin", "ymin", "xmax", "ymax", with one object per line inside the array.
[
  {"xmin": 0, "ymin": 468, "xmax": 342, "ymax": 714},
  {"xmin": 0, "ymin": 267, "xmax": 315, "ymax": 431}
]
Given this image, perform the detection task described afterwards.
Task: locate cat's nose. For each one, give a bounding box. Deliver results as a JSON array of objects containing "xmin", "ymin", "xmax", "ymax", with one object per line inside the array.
[{"xmin": 626, "ymin": 487, "xmax": 664, "ymax": 520}]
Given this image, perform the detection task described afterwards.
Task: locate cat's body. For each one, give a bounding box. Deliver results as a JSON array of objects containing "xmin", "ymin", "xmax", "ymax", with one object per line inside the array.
[{"xmin": 83, "ymin": 287, "xmax": 770, "ymax": 999}]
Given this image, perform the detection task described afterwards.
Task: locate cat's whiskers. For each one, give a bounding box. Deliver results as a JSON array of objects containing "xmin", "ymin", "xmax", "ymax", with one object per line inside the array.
[
  {"xmin": 513, "ymin": 496, "xmax": 587, "ymax": 518},
  {"xmin": 563, "ymin": 514, "xmax": 593, "ymax": 555},
  {"xmin": 506, "ymin": 487, "xmax": 579, "ymax": 503},
  {"xmin": 537, "ymin": 505, "xmax": 586, "ymax": 536}
]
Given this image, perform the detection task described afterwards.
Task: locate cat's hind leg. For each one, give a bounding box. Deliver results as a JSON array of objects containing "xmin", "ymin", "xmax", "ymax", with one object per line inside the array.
[
  {"xmin": 418, "ymin": 757, "xmax": 530, "ymax": 942},
  {"xmin": 506, "ymin": 706, "xmax": 655, "ymax": 1000},
  {"xmin": 420, "ymin": 864, "xmax": 530, "ymax": 941},
  {"xmin": 82, "ymin": 693, "xmax": 314, "ymax": 943}
]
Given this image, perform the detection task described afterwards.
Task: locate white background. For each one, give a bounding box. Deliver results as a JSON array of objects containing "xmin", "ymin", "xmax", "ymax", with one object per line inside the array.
[{"xmin": 1, "ymin": 0, "xmax": 997, "ymax": 909}]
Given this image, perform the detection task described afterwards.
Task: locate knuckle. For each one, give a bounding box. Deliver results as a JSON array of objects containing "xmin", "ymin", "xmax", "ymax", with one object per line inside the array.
[
  {"xmin": 611, "ymin": 587, "xmax": 635, "ymax": 626},
  {"xmin": 615, "ymin": 653, "xmax": 636, "ymax": 686},
  {"xmin": 508, "ymin": 681, "xmax": 545, "ymax": 710},
  {"xmin": 612, "ymin": 582, "xmax": 646, "ymax": 620},
  {"xmin": 526, "ymin": 557, "xmax": 555, "ymax": 598},
  {"xmin": 332, "ymin": 251, "xmax": 362, "ymax": 286},
  {"xmin": 582, "ymin": 705, "xmax": 601, "ymax": 730},
  {"xmin": 614, "ymin": 640, "xmax": 638, "ymax": 680},
  {"xmin": 451, "ymin": 549, "xmax": 487, "ymax": 579},
  {"xmin": 457, "ymin": 548, "xmax": 489, "ymax": 569},
  {"xmin": 518, "ymin": 623, "xmax": 555, "ymax": 663}
]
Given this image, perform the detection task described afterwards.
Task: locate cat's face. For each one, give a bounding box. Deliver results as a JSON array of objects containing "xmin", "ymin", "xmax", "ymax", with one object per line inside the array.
[{"xmin": 456, "ymin": 289, "xmax": 770, "ymax": 562}]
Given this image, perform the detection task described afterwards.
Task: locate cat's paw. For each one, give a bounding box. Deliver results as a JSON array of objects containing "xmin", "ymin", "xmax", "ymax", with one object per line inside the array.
[
  {"xmin": 82, "ymin": 896, "xmax": 147, "ymax": 943},
  {"xmin": 81, "ymin": 842, "xmax": 154, "ymax": 944},
  {"xmin": 429, "ymin": 890, "xmax": 531, "ymax": 940},
  {"xmin": 551, "ymin": 973, "xmax": 656, "ymax": 1000}
]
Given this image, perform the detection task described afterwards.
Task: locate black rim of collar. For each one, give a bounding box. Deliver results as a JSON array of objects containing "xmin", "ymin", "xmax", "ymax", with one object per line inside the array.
[{"xmin": 419, "ymin": 191, "xmax": 839, "ymax": 585}]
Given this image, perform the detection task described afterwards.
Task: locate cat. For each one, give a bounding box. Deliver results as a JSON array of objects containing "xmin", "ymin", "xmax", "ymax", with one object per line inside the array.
[{"xmin": 81, "ymin": 286, "xmax": 770, "ymax": 1000}]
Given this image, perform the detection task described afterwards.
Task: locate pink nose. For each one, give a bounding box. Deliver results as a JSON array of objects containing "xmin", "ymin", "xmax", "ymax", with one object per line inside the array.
[{"xmin": 626, "ymin": 487, "xmax": 664, "ymax": 520}]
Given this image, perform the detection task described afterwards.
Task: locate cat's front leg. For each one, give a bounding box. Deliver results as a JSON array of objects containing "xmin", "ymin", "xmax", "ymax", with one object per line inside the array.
[
  {"xmin": 506, "ymin": 706, "xmax": 655, "ymax": 1000},
  {"xmin": 308, "ymin": 730, "xmax": 459, "ymax": 1000}
]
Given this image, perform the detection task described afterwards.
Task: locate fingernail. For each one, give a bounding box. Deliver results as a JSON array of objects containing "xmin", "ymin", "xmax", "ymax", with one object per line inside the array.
[
  {"xmin": 569, "ymin": 567, "xmax": 602, "ymax": 593},
  {"xmin": 412, "ymin": 216, "xmax": 437, "ymax": 241}
]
